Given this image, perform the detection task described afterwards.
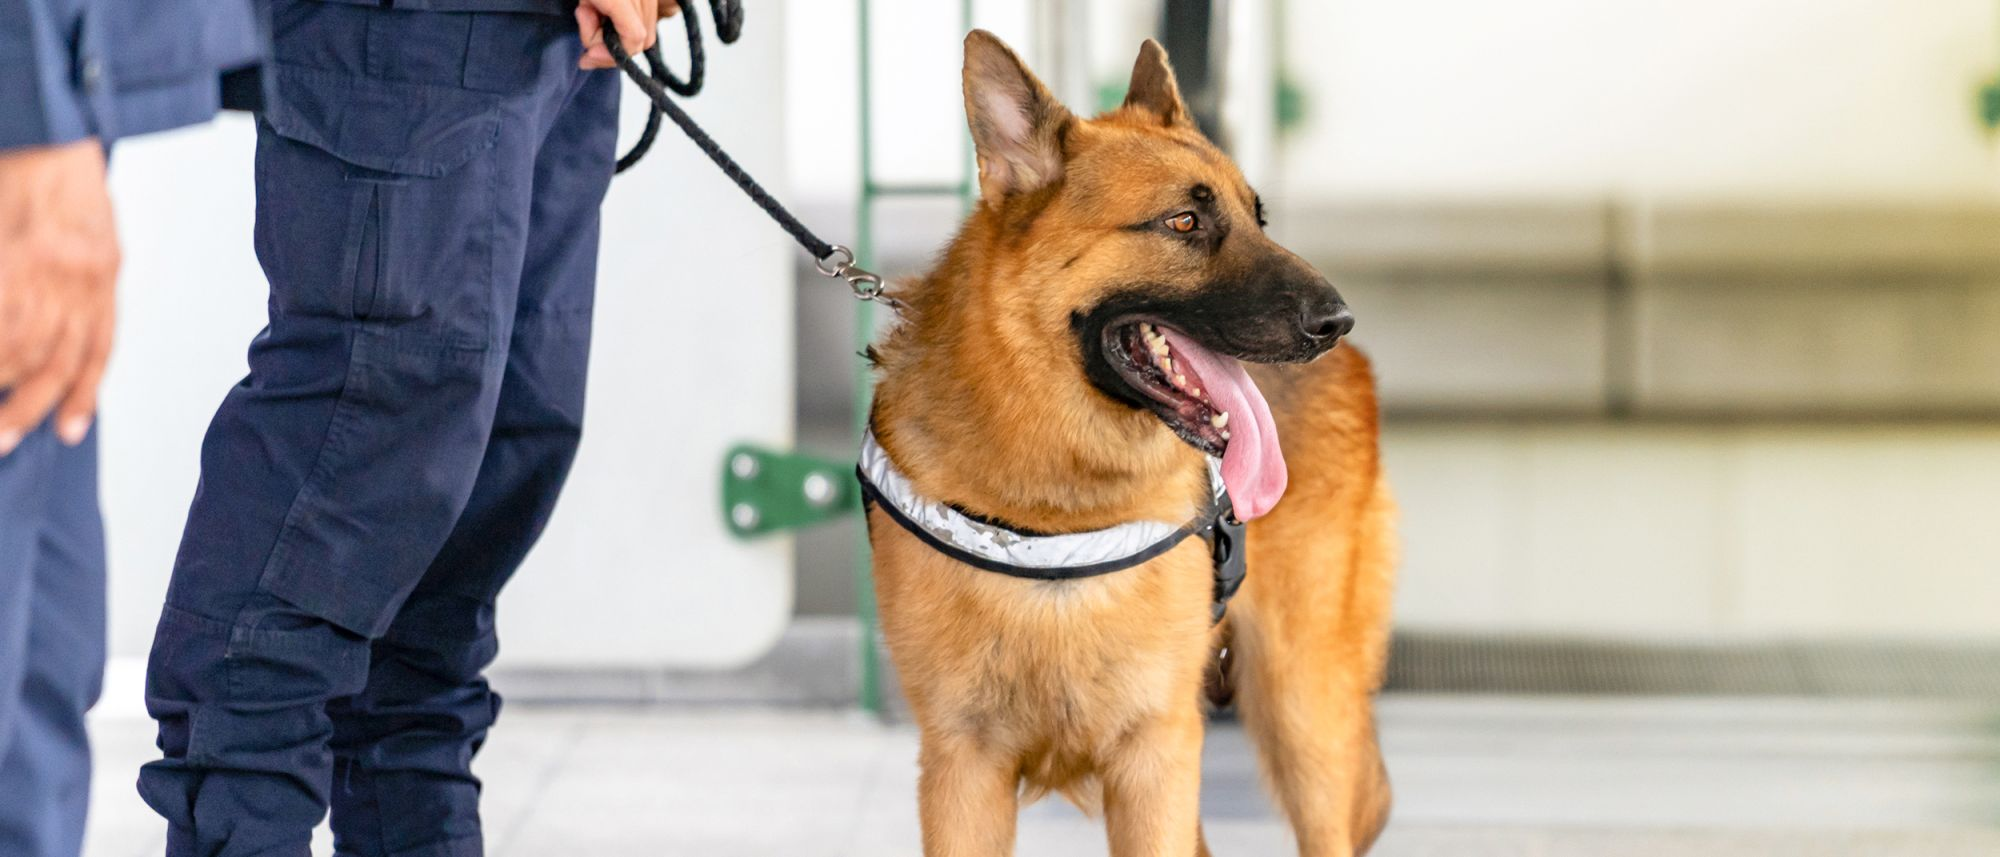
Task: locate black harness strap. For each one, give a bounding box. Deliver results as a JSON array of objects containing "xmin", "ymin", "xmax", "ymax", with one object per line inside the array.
[{"xmin": 856, "ymin": 466, "xmax": 1250, "ymax": 623}]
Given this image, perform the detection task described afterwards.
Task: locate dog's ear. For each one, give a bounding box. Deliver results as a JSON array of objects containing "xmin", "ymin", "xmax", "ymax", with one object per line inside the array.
[
  {"xmin": 964, "ymin": 29, "xmax": 1073, "ymax": 199},
  {"xmin": 1123, "ymin": 39, "xmax": 1188, "ymax": 127}
]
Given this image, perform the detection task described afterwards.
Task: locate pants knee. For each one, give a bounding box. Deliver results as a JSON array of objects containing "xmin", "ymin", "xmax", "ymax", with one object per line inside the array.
[
  {"xmin": 145, "ymin": 601, "xmax": 371, "ymax": 764},
  {"xmin": 375, "ymin": 593, "xmax": 500, "ymax": 695}
]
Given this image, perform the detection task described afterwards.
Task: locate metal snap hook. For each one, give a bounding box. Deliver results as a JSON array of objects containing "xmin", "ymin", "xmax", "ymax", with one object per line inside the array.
[
  {"xmin": 845, "ymin": 269, "xmax": 886, "ymax": 301},
  {"xmin": 815, "ymin": 245, "xmax": 856, "ymax": 278},
  {"xmin": 816, "ymin": 244, "xmax": 896, "ymax": 307}
]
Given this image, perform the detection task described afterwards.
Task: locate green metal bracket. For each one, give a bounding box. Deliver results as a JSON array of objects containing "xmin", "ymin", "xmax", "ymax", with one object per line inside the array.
[
  {"xmin": 1276, "ymin": 74, "xmax": 1306, "ymax": 136},
  {"xmin": 1981, "ymin": 77, "xmax": 2000, "ymax": 132},
  {"xmin": 1273, "ymin": 0, "xmax": 1306, "ymax": 137},
  {"xmin": 720, "ymin": 445, "xmax": 859, "ymax": 538},
  {"xmin": 1982, "ymin": 3, "xmax": 2000, "ymax": 132},
  {"xmin": 1096, "ymin": 81, "xmax": 1128, "ymax": 115}
]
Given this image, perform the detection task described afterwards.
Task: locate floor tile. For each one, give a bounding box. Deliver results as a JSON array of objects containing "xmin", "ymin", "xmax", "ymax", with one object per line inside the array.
[{"xmin": 82, "ymin": 695, "xmax": 2000, "ymax": 855}]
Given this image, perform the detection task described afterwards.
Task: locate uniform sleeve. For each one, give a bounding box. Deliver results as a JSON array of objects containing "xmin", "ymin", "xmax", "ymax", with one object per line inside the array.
[{"xmin": 0, "ymin": 0, "xmax": 98, "ymax": 151}]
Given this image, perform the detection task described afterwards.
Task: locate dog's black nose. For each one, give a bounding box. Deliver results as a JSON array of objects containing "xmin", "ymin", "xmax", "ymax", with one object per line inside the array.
[{"xmin": 1304, "ymin": 305, "xmax": 1354, "ymax": 342}]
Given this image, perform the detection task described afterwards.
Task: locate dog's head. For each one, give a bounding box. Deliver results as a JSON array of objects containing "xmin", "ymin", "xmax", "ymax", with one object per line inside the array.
[{"xmin": 878, "ymin": 32, "xmax": 1349, "ymax": 521}]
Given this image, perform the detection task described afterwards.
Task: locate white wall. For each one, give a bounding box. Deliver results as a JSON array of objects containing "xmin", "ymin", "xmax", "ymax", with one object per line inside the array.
[
  {"xmin": 1263, "ymin": 2, "xmax": 2000, "ymax": 641},
  {"xmin": 781, "ymin": 1, "xmax": 2000, "ymax": 231},
  {"xmin": 100, "ymin": 16, "xmax": 795, "ymax": 668},
  {"xmin": 782, "ymin": 0, "xmax": 1275, "ymax": 204},
  {"xmin": 1281, "ymin": 0, "xmax": 2000, "ymax": 201},
  {"xmin": 1387, "ymin": 424, "xmax": 2000, "ymax": 641},
  {"xmin": 784, "ymin": 0, "xmax": 1029, "ymax": 203}
]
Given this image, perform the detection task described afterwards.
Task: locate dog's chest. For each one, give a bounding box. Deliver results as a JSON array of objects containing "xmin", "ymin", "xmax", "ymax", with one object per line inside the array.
[{"xmin": 870, "ymin": 518, "xmax": 1215, "ymax": 750}]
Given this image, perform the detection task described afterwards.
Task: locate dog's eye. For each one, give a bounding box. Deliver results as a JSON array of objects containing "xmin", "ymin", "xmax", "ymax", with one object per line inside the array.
[{"xmin": 1166, "ymin": 212, "xmax": 1200, "ymax": 233}]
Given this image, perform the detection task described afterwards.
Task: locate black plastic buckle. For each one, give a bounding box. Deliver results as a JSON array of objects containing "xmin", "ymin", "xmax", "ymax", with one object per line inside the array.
[{"xmin": 1205, "ymin": 495, "xmax": 1248, "ymax": 624}]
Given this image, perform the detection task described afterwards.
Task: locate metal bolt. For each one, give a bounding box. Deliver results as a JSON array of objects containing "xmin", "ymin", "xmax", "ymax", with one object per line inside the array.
[
  {"xmin": 802, "ymin": 472, "xmax": 836, "ymax": 507},
  {"xmin": 730, "ymin": 453, "xmax": 760, "ymax": 480},
  {"xmin": 730, "ymin": 502, "xmax": 761, "ymax": 531}
]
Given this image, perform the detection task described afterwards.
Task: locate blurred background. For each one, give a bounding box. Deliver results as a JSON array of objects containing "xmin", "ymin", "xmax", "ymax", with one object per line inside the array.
[{"xmin": 83, "ymin": 0, "xmax": 2000, "ymax": 854}]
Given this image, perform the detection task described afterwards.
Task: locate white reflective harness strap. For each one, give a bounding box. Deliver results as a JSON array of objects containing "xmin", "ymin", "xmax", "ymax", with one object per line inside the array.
[{"xmin": 855, "ymin": 431, "xmax": 1241, "ymax": 607}]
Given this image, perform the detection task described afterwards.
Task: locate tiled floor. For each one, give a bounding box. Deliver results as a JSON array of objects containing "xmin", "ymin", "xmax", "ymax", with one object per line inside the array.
[{"xmin": 83, "ymin": 694, "xmax": 2000, "ymax": 856}]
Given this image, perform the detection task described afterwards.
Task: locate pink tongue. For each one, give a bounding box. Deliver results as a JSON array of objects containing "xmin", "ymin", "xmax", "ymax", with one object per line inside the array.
[{"xmin": 1161, "ymin": 330, "xmax": 1288, "ymax": 520}]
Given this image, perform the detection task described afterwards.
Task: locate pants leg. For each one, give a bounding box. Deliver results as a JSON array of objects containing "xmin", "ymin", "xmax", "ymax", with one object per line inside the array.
[
  {"xmin": 136, "ymin": 5, "xmax": 606, "ymax": 855},
  {"xmin": 0, "ymin": 423, "xmax": 108, "ymax": 857},
  {"xmin": 324, "ymin": 68, "xmax": 620, "ymax": 857}
]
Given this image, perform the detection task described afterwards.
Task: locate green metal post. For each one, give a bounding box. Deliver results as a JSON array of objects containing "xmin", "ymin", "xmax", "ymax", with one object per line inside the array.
[
  {"xmin": 852, "ymin": 0, "xmax": 976, "ymax": 715},
  {"xmin": 854, "ymin": 0, "xmax": 881, "ymax": 715}
]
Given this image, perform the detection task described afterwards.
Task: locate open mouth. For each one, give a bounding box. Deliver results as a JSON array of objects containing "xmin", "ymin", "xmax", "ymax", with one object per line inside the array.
[
  {"xmin": 1100, "ymin": 320, "xmax": 1290, "ymax": 519},
  {"xmin": 1107, "ymin": 322, "xmax": 1231, "ymax": 455}
]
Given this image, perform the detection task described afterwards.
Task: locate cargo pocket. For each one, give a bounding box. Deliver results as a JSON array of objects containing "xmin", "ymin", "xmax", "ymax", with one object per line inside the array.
[
  {"xmin": 256, "ymin": 63, "xmax": 502, "ymax": 348},
  {"xmin": 248, "ymin": 60, "xmax": 512, "ymax": 638},
  {"xmin": 263, "ymin": 64, "xmax": 501, "ymax": 179}
]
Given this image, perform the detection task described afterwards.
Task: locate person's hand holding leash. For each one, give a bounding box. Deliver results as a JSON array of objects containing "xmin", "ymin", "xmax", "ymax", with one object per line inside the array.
[
  {"xmin": 0, "ymin": 139, "xmax": 119, "ymax": 456},
  {"xmin": 576, "ymin": 0, "xmax": 679, "ymax": 69}
]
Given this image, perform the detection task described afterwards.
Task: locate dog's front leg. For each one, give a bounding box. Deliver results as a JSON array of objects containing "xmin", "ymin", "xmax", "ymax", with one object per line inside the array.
[
  {"xmin": 1101, "ymin": 710, "xmax": 1206, "ymax": 857},
  {"xmin": 918, "ymin": 731, "xmax": 1019, "ymax": 857}
]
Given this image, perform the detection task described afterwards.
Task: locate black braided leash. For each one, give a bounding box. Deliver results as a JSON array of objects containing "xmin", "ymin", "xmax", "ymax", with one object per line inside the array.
[
  {"xmin": 604, "ymin": 7, "xmax": 892, "ymax": 306},
  {"xmin": 610, "ymin": 0, "xmax": 731, "ymax": 173}
]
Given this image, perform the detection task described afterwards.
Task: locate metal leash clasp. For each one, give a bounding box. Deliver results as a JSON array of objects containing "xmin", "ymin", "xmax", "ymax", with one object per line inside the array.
[{"xmin": 816, "ymin": 245, "xmax": 899, "ymax": 309}]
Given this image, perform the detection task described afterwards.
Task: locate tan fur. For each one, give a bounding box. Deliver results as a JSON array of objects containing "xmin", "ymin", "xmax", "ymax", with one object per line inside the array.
[{"xmin": 865, "ymin": 31, "xmax": 1397, "ymax": 857}]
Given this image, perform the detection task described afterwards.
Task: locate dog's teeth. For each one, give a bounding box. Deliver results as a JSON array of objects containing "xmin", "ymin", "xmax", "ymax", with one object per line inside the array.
[
  {"xmin": 1159, "ymin": 357, "xmax": 1173, "ymax": 374},
  {"xmin": 1211, "ymin": 412, "xmax": 1229, "ymax": 428},
  {"xmin": 1220, "ymin": 429, "xmax": 1231, "ymax": 440},
  {"xmin": 1150, "ymin": 340, "xmax": 1169, "ymax": 357},
  {"xmin": 1175, "ymin": 374, "xmax": 1187, "ymax": 388}
]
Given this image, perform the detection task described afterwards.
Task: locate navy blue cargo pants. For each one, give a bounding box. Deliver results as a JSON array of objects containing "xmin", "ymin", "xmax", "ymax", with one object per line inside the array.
[
  {"xmin": 0, "ymin": 421, "xmax": 105, "ymax": 857},
  {"xmin": 137, "ymin": 3, "xmax": 619, "ymax": 855}
]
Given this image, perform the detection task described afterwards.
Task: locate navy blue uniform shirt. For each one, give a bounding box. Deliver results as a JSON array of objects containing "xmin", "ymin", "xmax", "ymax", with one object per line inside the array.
[
  {"xmin": 0, "ymin": 0, "xmax": 266, "ymax": 149},
  {"xmin": 310, "ymin": 0, "xmax": 569, "ymax": 14}
]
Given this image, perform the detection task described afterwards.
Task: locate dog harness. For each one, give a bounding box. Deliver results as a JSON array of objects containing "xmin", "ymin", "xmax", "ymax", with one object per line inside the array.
[{"xmin": 857, "ymin": 430, "xmax": 1249, "ymax": 622}]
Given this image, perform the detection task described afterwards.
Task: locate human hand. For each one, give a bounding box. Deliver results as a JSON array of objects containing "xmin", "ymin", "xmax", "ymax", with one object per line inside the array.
[
  {"xmin": 0, "ymin": 140, "xmax": 120, "ymax": 456},
  {"xmin": 577, "ymin": 0, "xmax": 677, "ymax": 70}
]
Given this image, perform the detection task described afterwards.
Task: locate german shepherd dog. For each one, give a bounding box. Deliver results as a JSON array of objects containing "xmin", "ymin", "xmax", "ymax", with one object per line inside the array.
[{"xmin": 863, "ymin": 30, "xmax": 1397, "ymax": 856}]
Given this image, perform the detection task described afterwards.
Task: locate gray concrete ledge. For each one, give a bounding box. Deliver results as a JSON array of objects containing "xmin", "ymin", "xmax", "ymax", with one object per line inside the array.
[{"xmin": 491, "ymin": 620, "xmax": 2000, "ymax": 707}]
